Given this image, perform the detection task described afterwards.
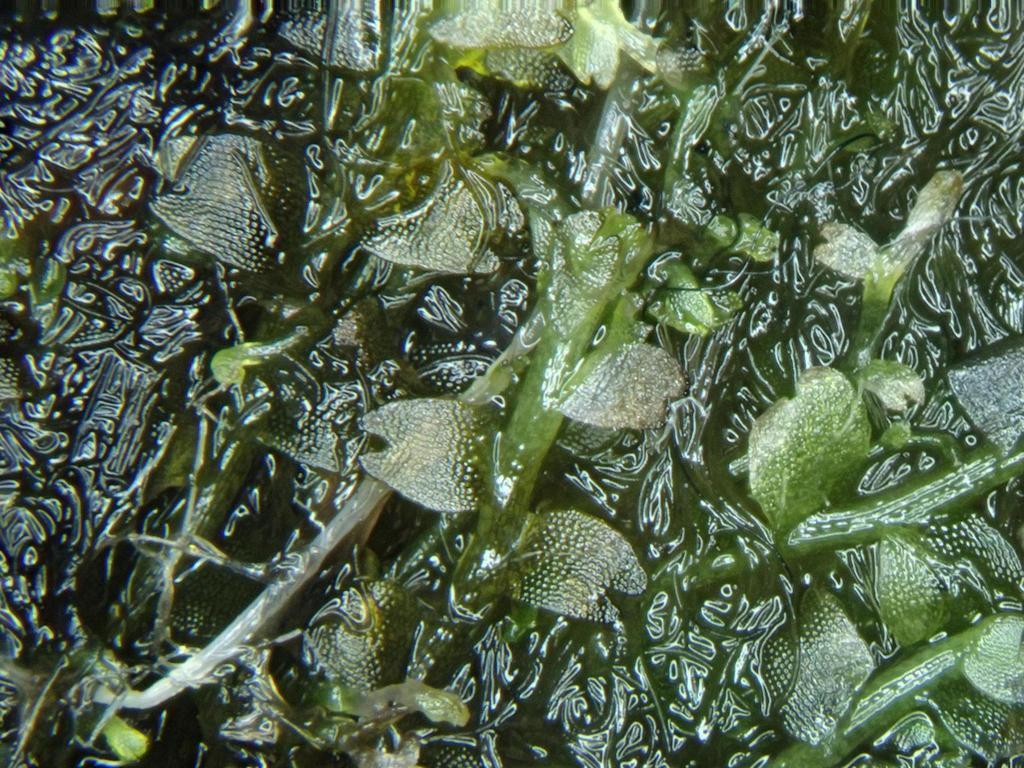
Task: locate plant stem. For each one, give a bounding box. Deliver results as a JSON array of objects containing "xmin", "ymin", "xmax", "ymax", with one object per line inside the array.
[
  {"xmin": 841, "ymin": 269, "xmax": 899, "ymax": 372},
  {"xmin": 785, "ymin": 444, "xmax": 1024, "ymax": 553},
  {"xmin": 454, "ymin": 216, "xmax": 652, "ymax": 602},
  {"xmin": 96, "ymin": 478, "xmax": 390, "ymax": 711}
]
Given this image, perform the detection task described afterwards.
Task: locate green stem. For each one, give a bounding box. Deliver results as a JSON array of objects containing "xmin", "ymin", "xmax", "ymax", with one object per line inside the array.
[
  {"xmin": 454, "ymin": 215, "xmax": 652, "ymax": 599},
  {"xmin": 841, "ymin": 269, "xmax": 898, "ymax": 372},
  {"xmin": 785, "ymin": 444, "xmax": 1024, "ymax": 553}
]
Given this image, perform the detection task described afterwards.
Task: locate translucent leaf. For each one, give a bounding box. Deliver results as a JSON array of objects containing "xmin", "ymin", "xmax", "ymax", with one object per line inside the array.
[
  {"xmin": 813, "ymin": 221, "xmax": 880, "ymax": 279},
  {"xmin": 484, "ymin": 48, "xmax": 573, "ymax": 90},
  {"xmin": 0, "ymin": 318, "xmax": 21, "ymax": 401},
  {"xmin": 360, "ymin": 398, "xmax": 484, "ymax": 513},
  {"xmin": 328, "ymin": 0, "xmax": 383, "ymax": 71},
  {"xmin": 278, "ymin": 0, "xmax": 382, "ymax": 71},
  {"xmin": 857, "ymin": 359, "xmax": 925, "ymax": 414},
  {"xmin": 361, "ymin": 162, "xmax": 503, "ymax": 274},
  {"xmin": 350, "ymin": 680, "xmax": 469, "ymax": 726},
  {"xmin": 557, "ymin": 343, "xmax": 685, "ymax": 430},
  {"xmin": 655, "ymin": 43, "xmax": 710, "ymax": 91},
  {"xmin": 558, "ymin": 0, "xmax": 658, "ymax": 89},
  {"xmin": 765, "ymin": 589, "xmax": 875, "ymax": 745},
  {"xmin": 514, "ymin": 508, "xmax": 646, "ymax": 623},
  {"xmin": 748, "ymin": 367, "xmax": 871, "ymax": 530},
  {"xmin": 948, "ymin": 339, "xmax": 1024, "ymax": 454},
  {"xmin": 431, "ymin": 2, "xmax": 572, "ymax": 49},
  {"xmin": 883, "ymin": 170, "xmax": 964, "ymax": 271},
  {"xmin": 876, "ymin": 536, "xmax": 947, "ymax": 646},
  {"xmin": 0, "ymin": 358, "xmax": 18, "ymax": 401},
  {"xmin": 927, "ymin": 680, "xmax": 1024, "ymax": 762},
  {"xmin": 961, "ymin": 614, "xmax": 1024, "ymax": 705},
  {"xmin": 304, "ymin": 581, "xmax": 417, "ymax": 691},
  {"xmin": 261, "ymin": 375, "xmax": 357, "ymax": 473},
  {"xmin": 420, "ymin": 744, "xmax": 483, "ymax": 768},
  {"xmin": 924, "ymin": 514, "xmax": 1024, "ymax": 595},
  {"xmin": 151, "ymin": 135, "xmax": 280, "ymax": 272},
  {"xmin": 350, "ymin": 740, "xmax": 420, "ymax": 768},
  {"xmin": 210, "ymin": 329, "xmax": 305, "ymax": 387}
]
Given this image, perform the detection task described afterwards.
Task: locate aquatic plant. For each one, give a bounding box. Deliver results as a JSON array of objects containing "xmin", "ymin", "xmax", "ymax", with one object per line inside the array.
[{"xmin": 0, "ymin": 3, "xmax": 1023, "ymax": 767}]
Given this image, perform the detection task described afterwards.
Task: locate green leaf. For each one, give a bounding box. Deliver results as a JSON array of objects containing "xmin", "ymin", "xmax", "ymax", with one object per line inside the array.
[
  {"xmin": 876, "ymin": 535, "xmax": 948, "ymax": 646},
  {"xmin": 210, "ymin": 328, "xmax": 307, "ymax": 387},
  {"xmin": 101, "ymin": 715, "xmax": 150, "ymax": 763},
  {"xmin": 647, "ymin": 260, "xmax": 740, "ymax": 335},
  {"xmin": 748, "ymin": 367, "xmax": 871, "ymax": 529},
  {"xmin": 543, "ymin": 209, "xmax": 653, "ymax": 341},
  {"xmin": 857, "ymin": 359, "xmax": 926, "ymax": 413},
  {"xmin": 557, "ymin": 0, "xmax": 658, "ymax": 88},
  {"xmin": 0, "ymin": 235, "xmax": 28, "ymax": 298},
  {"xmin": 705, "ymin": 213, "xmax": 779, "ymax": 263}
]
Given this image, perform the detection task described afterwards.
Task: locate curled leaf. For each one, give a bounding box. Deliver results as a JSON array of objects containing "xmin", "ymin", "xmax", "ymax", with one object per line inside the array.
[
  {"xmin": 857, "ymin": 359, "xmax": 926, "ymax": 413},
  {"xmin": 763, "ymin": 589, "xmax": 875, "ymax": 745},
  {"xmin": 815, "ymin": 170, "xmax": 963, "ymax": 283},
  {"xmin": 353, "ymin": 680, "xmax": 469, "ymax": 727},
  {"xmin": 304, "ymin": 580, "xmax": 417, "ymax": 691},
  {"xmin": 885, "ymin": 170, "xmax": 964, "ymax": 269},
  {"xmin": 360, "ymin": 398, "xmax": 484, "ymax": 513},
  {"xmin": 961, "ymin": 614, "xmax": 1024, "ymax": 705},
  {"xmin": 558, "ymin": 342, "xmax": 685, "ymax": 429},
  {"xmin": 514, "ymin": 508, "xmax": 646, "ymax": 623}
]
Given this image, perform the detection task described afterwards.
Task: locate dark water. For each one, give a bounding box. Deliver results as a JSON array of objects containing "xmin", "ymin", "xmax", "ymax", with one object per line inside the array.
[{"xmin": 1, "ymin": 2, "xmax": 1024, "ymax": 766}]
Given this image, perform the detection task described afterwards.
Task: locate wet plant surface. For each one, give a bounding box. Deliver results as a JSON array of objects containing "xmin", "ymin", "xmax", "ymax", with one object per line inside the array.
[{"xmin": 2, "ymin": 2, "xmax": 1024, "ymax": 766}]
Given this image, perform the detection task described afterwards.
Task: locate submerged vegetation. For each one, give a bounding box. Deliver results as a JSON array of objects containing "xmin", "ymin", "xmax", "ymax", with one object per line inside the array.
[{"xmin": 1, "ymin": 1, "xmax": 1024, "ymax": 766}]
